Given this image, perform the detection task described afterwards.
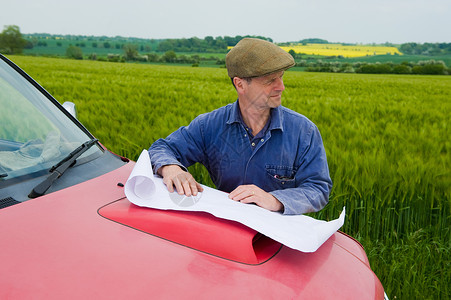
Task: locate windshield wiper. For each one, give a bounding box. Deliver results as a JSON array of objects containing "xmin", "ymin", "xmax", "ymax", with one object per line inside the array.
[{"xmin": 28, "ymin": 138, "xmax": 98, "ymax": 198}]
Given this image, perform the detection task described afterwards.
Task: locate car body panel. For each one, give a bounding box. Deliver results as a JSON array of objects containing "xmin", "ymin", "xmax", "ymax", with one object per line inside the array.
[{"xmin": 0, "ymin": 161, "xmax": 384, "ymax": 299}]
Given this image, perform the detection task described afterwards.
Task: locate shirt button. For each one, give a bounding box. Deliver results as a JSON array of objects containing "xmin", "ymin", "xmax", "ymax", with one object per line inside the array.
[
  {"xmin": 282, "ymin": 182, "xmax": 285, "ymax": 185},
  {"xmin": 244, "ymin": 134, "xmax": 247, "ymax": 137},
  {"xmin": 251, "ymin": 142, "xmax": 255, "ymax": 147},
  {"xmin": 261, "ymin": 139, "xmax": 264, "ymax": 142}
]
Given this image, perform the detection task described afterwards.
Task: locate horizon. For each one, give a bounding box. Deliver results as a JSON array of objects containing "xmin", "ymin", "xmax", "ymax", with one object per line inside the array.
[
  {"xmin": 1, "ymin": 0, "xmax": 450, "ymax": 45},
  {"xmin": 19, "ymin": 32, "xmax": 449, "ymax": 46}
]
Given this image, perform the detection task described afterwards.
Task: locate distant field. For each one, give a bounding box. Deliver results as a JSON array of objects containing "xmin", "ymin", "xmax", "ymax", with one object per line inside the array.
[
  {"xmin": 280, "ymin": 43, "xmax": 402, "ymax": 57},
  {"xmin": 25, "ymin": 36, "xmax": 399, "ymax": 59},
  {"xmin": 23, "ymin": 35, "xmax": 159, "ymax": 57},
  {"xmin": 23, "ymin": 36, "xmax": 451, "ymax": 69},
  {"xmin": 7, "ymin": 55, "xmax": 451, "ymax": 300}
]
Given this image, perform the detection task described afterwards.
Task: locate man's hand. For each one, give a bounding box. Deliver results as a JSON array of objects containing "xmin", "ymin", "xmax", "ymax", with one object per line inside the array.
[
  {"xmin": 158, "ymin": 165, "xmax": 203, "ymax": 196},
  {"xmin": 228, "ymin": 184, "xmax": 284, "ymax": 212}
]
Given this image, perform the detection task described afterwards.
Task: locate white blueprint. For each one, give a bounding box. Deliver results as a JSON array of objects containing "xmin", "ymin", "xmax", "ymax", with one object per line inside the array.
[{"xmin": 124, "ymin": 150, "xmax": 345, "ymax": 253}]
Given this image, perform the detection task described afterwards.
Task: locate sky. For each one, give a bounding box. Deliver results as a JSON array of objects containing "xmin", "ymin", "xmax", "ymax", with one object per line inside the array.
[{"xmin": 1, "ymin": 0, "xmax": 450, "ymax": 44}]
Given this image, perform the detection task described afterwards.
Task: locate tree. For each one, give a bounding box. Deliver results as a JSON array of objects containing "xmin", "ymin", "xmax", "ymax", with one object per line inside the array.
[
  {"xmin": 146, "ymin": 52, "xmax": 160, "ymax": 62},
  {"xmin": 205, "ymin": 36, "xmax": 214, "ymax": 45},
  {"xmin": 393, "ymin": 64, "xmax": 411, "ymax": 74},
  {"xmin": 0, "ymin": 25, "xmax": 28, "ymax": 54},
  {"xmin": 158, "ymin": 40, "xmax": 174, "ymax": 52},
  {"xmin": 123, "ymin": 44, "xmax": 138, "ymax": 61},
  {"xmin": 66, "ymin": 45, "xmax": 83, "ymax": 59},
  {"xmin": 24, "ymin": 40, "xmax": 34, "ymax": 49},
  {"xmin": 162, "ymin": 50, "xmax": 176, "ymax": 62}
]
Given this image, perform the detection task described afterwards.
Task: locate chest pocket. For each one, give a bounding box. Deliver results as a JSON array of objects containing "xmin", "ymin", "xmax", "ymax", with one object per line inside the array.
[{"xmin": 265, "ymin": 165, "xmax": 296, "ymax": 188}]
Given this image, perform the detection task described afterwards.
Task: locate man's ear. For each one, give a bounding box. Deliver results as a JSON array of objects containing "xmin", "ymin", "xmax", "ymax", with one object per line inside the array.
[{"xmin": 233, "ymin": 77, "xmax": 245, "ymax": 93}]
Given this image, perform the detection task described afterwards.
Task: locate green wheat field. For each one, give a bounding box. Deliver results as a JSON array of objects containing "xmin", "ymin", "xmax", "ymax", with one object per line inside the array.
[{"xmin": 8, "ymin": 55, "xmax": 451, "ymax": 299}]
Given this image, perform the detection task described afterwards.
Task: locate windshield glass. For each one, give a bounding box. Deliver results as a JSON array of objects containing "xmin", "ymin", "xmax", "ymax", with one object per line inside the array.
[{"xmin": 0, "ymin": 57, "xmax": 102, "ymax": 181}]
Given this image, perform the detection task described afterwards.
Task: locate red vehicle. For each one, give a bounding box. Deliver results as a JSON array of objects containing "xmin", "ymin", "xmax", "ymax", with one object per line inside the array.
[{"xmin": 0, "ymin": 54, "xmax": 387, "ymax": 299}]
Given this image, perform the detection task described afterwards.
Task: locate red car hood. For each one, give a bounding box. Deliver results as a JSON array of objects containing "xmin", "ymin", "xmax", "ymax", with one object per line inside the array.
[{"xmin": 0, "ymin": 162, "xmax": 384, "ymax": 299}]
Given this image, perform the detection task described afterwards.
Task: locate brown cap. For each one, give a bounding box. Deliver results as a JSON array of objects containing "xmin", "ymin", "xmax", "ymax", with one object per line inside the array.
[{"xmin": 226, "ymin": 38, "xmax": 295, "ymax": 79}]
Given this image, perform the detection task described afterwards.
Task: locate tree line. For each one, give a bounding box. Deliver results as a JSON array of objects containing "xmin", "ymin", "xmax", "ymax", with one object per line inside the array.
[
  {"xmin": 399, "ymin": 43, "xmax": 451, "ymax": 56},
  {"xmin": 300, "ymin": 59, "xmax": 450, "ymax": 75},
  {"xmin": 99, "ymin": 51, "xmax": 224, "ymax": 67},
  {"xmin": 0, "ymin": 25, "xmax": 273, "ymax": 59},
  {"xmin": 156, "ymin": 35, "xmax": 272, "ymax": 53}
]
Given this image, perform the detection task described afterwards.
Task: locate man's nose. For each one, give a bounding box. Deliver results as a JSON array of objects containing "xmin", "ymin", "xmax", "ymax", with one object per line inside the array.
[{"xmin": 275, "ymin": 77, "xmax": 285, "ymax": 91}]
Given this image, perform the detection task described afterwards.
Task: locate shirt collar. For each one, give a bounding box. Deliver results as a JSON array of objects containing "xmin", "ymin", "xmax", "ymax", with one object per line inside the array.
[
  {"xmin": 226, "ymin": 100, "xmax": 242, "ymax": 124},
  {"xmin": 227, "ymin": 100, "xmax": 284, "ymax": 132}
]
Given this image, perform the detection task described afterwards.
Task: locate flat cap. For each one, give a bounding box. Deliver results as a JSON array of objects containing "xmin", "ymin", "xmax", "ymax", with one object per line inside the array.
[{"xmin": 226, "ymin": 38, "xmax": 295, "ymax": 78}]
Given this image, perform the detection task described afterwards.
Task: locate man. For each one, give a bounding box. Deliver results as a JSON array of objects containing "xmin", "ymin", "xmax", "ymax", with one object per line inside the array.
[{"xmin": 149, "ymin": 38, "xmax": 332, "ymax": 215}]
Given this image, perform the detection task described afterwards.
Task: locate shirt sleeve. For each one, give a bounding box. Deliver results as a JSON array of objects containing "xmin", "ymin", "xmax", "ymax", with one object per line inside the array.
[
  {"xmin": 148, "ymin": 115, "xmax": 206, "ymax": 174},
  {"xmin": 269, "ymin": 124, "xmax": 332, "ymax": 215}
]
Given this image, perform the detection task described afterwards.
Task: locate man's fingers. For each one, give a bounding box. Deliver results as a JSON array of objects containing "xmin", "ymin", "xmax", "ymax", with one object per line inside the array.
[
  {"xmin": 229, "ymin": 185, "xmax": 254, "ymax": 201},
  {"xmin": 228, "ymin": 186, "xmax": 243, "ymax": 199},
  {"xmin": 160, "ymin": 165, "xmax": 203, "ymax": 197},
  {"xmin": 175, "ymin": 173, "xmax": 203, "ymax": 197},
  {"xmin": 238, "ymin": 196, "xmax": 255, "ymax": 204},
  {"xmin": 186, "ymin": 177, "xmax": 204, "ymax": 196},
  {"xmin": 231, "ymin": 185, "xmax": 283, "ymax": 212},
  {"xmin": 163, "ymin": 178, "xmax": 175, "ymax": 193},
  {"xmin": 181, "ymin": 178, "xmax": 194, "ymax": 196},
  {"xmin": 171, "ymin": 176, "xmax": 185, "ymax": 195},
  {"xmin": 188, "ymin": 179, "xmax": 199, "ymax": 196}
]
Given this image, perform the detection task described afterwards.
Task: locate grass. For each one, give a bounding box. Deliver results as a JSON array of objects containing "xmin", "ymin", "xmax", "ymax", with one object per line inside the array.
[{"xmin": 7, "ymin": 55, "xmax": 451, "ymax": 299}]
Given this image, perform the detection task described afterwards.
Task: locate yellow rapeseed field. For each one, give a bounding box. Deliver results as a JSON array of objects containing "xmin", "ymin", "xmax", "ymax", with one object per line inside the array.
[{"xmin": 280, "ymin": 43, "xmax": 402, "ymax": 57}]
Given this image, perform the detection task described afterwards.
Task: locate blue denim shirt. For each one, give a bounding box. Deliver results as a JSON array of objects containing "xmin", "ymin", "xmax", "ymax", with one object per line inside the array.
[{"xmin": 148, "ymin": 100, "xmax": 332, "ymax": 215}]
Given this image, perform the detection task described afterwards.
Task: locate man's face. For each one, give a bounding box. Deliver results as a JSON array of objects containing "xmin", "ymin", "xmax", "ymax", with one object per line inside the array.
[{"xmin": 241, "ymin": 71, "xmax": 285, "ymax": 110}]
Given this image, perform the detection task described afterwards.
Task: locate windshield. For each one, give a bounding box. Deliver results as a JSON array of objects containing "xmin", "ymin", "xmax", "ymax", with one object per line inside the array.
[{"xmin": 0, "ymin": 57, "xmax": 102, "ymax": 181}]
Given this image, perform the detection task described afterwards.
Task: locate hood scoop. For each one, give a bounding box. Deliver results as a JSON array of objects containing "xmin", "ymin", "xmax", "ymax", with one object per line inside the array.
[{"xmin": 98, "ymin": 199, "xmax": 281, "ymax": 264}]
